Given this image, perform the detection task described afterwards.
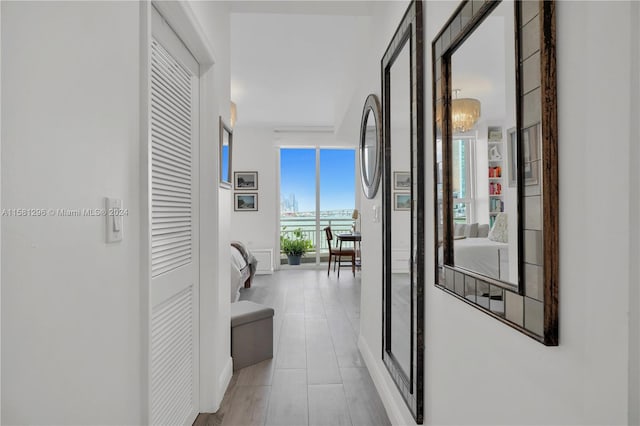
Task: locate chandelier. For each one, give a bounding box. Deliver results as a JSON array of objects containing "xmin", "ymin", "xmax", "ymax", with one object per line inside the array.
[
  {"xmin": 452, "ymin": 89, "xmax": 481, "ymax": 133},
  {"xmin": 451, "ymin": 89, "xmax": 480, "ymax": 133}
]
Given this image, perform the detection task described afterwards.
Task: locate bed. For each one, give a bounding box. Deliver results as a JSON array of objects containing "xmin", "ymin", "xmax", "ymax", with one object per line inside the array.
[
  {"xmin": 453, "ymin": 237, "xmax": 508, "ymax": 280},
  {"xmin": 231, "ymin": 241, "xmax": 258, "ymax": 302}
]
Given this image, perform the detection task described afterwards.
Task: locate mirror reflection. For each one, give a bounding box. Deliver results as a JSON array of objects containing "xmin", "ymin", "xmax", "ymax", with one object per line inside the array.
[
  {"xmin": 220, "ymin": 117, "xmax": 233, "ymax": 188},
  {"xmin": 449, "ymin": 0, "xmax": 518, "ymax": 292},
  {"xmin": 363, "ymin": 110, "xmax": 376, "ymax": 184},
  {"xmin": 390, "ymin": 39, "xmax": 411, "ymax": 378}
]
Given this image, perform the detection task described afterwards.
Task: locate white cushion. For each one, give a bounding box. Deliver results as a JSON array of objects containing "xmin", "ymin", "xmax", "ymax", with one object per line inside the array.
[
  {"xmin": 464, "ymin": 223, "xmax": 478, "ymax": 238},
  {"xmin": 477, "ymin": 224, "xmax": 490, "ymax": 238},
  {"xmin": 488, "ymin": 213, "xmax": 508, "ymax": 243}
]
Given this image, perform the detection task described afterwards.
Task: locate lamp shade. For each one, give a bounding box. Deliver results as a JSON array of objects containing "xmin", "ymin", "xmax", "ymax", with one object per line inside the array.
[{"xmin": 352, "ymin": 209, "xmax": 359, "ymax": 219}]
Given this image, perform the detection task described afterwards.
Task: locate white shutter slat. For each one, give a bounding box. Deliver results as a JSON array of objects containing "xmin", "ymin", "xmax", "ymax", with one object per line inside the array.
[
  {"xmin": 150, "ymin": 38, "xmax": 192, "ymax": 279},
  {"xmin": 150, "ymin": 285, "xmax": 193, "ymax": 425}
]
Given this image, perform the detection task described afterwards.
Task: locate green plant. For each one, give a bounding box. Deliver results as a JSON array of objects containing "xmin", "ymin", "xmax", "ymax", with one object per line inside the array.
[{"xmin": 280, "ymin": 227, "xmax": 313, "ymax": 257}]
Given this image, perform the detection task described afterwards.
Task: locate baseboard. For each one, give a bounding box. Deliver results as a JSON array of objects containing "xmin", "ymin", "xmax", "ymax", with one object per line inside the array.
[
  {"xmin": 358, "ymin": 335, "xmax": 416, "ymax": 426},
  {"xmin": 215, "ymin": 356, "xmax": 233, "ymax": 410}
]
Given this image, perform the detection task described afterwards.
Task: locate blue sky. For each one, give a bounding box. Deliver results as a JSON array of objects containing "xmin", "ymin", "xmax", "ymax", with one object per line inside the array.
[{"xmin": 280, "ymin": 148, "xmax": 355, "ymax": 213}]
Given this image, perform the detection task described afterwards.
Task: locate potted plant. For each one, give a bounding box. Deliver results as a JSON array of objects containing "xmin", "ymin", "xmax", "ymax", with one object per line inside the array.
[{"xmin": 280, "ymin": 227, "xmax": 313, "ymax": 265}]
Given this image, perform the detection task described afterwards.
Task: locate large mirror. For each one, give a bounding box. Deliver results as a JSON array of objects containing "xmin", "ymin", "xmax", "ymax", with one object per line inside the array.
[
  {"xmin": 433, "ymin": 0, "xmax": 558, "ymax": 344},
  {"xmin": 360, "ymin": 94, "xmax": 382, "ymax": 199},
  {"xmin": 219, "ymin": 116, "xmax": 233, "ymax": 189},
  {"xmin": 382, "ymin": 1, "xmax": 424, "ymax": 422}
]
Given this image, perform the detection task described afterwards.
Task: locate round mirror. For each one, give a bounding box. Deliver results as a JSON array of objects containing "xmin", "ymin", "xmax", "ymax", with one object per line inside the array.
[{"xmin": 360, "ymin": 94, "xmax": 382, "ymax": 199}]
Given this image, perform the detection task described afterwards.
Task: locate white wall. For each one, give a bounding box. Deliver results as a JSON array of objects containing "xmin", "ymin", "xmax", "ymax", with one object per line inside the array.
[
  {"xmin": 628, "ymin": 2, "xmax": 640, "ymax": 424},
  {"xmin": 354, "ymin": 1, "xmax": 639, "ymax": 425},
  {"xmin": 351, "ymin": 1, "xmax": 417, "ymax": 425},
  {"xmin": 1, "ymin": 0, "xmax": 232, "ymax": 422},
  {"xmin": 229, "ymin": 126, "xmax": 358, "ymax": 268},
  {"xmin": 1, "ymin": 2, "xmax": 143, "ymax": 423},
  {"xmin": 188, "ymin": 0, "xmax": 233, "ymax": 412}
]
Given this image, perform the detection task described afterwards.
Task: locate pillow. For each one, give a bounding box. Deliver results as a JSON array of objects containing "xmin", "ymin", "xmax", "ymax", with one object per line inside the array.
[
  {"xmin": 454, "ymin": 223, "xmax": 466, "ymax": 237},
  {"xmin": 463, "ymin": 223, "xmax": 478, "ymax": 238},
  {"xmin": 477, "ymin": 224, "xmax": 490, "ymax": 238},
  {"xmin": 488, "ymin": 213, "xmax": 508, "ymax": 243}
]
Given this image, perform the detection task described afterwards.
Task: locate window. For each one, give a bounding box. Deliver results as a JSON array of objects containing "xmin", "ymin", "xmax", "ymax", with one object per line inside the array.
[
  {"xmin": 280, "ymin": 148, "xmax": 355, "ymax": 264},
  {"xmin": 452, "ymin": 138, "xmax": 474, "ymax": 223}
]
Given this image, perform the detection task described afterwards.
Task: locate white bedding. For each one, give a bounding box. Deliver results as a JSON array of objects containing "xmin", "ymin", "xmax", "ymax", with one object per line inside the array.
[
  {"xmin": 230, "ymin": 246, "xmax": 249, "ymax": 302},
  {"xmin": 453, "ymin": 237, "xmax": 508, "ymax": 280},
  {"xmin": 231, "ymin": 246, "xmax": 247, "ymax": 271}
]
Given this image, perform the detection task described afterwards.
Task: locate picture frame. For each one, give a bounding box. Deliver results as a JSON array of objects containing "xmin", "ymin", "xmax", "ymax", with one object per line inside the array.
[
  {"xmin": 393, "ymin": 171, "xmax": 411, "ymax": 190},
  {"xmin": 394, "ymin": 192, "xmax": 411, "ymax": 211},
  {"xmin": 488, "ymin": 126, "xmax": 503, "ymax": 142},
  {"xmin": 219, "ymin": 116, "xmax": 233, "ymax": 189},
  {"xmin": 508, "ymin": 124, "xmax": 540, "ymax": 187},
  {"xmin": 234, "ymin": 193, "xmax": 258, "ymax": 211},
  {"xmin": 234, "ymin": 171, "xmax": 258, "ymax": 190}
]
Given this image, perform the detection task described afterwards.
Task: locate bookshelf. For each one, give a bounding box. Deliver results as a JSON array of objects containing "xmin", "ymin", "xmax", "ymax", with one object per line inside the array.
[{"xmin": 487, "ymin": 127, "xmax": 504, "ymax": 228}]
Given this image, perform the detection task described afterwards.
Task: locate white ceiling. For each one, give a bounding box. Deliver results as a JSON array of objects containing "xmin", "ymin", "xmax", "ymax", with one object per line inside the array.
[{"xmin": 230, "ymin": 2, "xmax": 372, "ymax": 128}]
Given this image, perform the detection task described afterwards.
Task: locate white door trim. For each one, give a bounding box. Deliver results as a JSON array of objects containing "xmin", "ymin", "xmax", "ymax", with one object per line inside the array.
[{"xmin": 140, "ymin": 1, "xmax": 220, "ymax": 421}]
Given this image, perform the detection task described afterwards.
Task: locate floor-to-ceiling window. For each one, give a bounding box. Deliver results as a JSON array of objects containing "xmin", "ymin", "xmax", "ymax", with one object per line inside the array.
[
  {"xmin": 452, "ymin": 137, "xmax": 474, "ymax": 223},
  {"xmin": 280, "ymin": 148, "xmax": 355, "ymax": 264}
]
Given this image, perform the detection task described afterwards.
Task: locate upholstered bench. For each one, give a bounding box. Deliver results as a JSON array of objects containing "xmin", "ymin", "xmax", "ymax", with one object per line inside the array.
[{"xmin": 230, "ymin": 301, "xmax": 275, "ymax": 371}]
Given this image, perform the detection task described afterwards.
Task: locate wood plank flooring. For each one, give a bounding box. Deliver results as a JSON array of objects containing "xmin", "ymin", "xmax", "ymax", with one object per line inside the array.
[{"xmin": 194, "ymin": 268, "xmax": 390, "ymax": 426}]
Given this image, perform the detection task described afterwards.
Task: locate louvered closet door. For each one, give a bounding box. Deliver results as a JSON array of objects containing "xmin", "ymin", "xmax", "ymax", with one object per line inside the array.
[{"xmin": 150, "ymin": 7, "xmax": 200, "ymax": 426}]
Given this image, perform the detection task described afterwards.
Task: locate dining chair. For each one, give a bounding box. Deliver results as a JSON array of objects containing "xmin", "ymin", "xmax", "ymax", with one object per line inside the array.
[{"xmin": 324, "ymin": 226, "xmax": 355, "ymax": 277}]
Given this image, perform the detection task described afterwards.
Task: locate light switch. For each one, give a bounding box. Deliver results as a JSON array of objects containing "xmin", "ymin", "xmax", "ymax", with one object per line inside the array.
[
  {"xmin": 372, "ymin": 205, "xmax": 381, "ymax": 223},
  {"xmin": 105, "ymin": 197, "xmax": 123, "ymax": 243}
]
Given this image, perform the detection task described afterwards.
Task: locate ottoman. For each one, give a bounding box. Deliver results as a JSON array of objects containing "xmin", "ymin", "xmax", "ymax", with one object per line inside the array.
[{"xmin": 230, "ymin": 301, "xmax": 275, "ymax": 370}]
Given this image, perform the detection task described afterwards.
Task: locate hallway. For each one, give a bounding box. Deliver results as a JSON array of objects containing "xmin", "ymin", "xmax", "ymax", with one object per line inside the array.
[{"xmin": 196, "ymin": 269, "xmax": 390, "ymax": 426}]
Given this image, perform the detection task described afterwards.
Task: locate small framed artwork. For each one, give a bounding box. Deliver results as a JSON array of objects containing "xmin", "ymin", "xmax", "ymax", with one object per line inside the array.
[
  {"xmin": 393, "ymin": 171, "xmax": 411, "ymax": 190},
  {"xmin": 508, "ymin": 124, "xmax": 540, "ymax": 187},
  {"xmin": 219, "ymin": 116, "xmax": 233, "ymax": 189},
  {"xmin": 394, "ymin": 193, "xmax": 411, "ymax": 211},
  {"xmin": 488, "ymin": 126, "xmax": 503, "ymax": 142},
  {"xmin": 234, "ymin": 171, "xmax": 258, "ymax": 190},
  {"xmin": 234, "ymin": 193, "xmax": 258, "ymax": 211}
]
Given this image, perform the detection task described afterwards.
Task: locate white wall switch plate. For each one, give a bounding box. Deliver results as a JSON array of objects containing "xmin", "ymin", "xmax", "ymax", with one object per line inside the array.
[{"xmin": 105, "ymin": 197, "xmax": 123, "ymax": 243}]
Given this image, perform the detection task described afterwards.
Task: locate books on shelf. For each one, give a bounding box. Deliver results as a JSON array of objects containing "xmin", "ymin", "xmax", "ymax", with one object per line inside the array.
[
  {"xmin": 490, "ymin": 198, "xmax": 504, "ymax": 213},
  {"xmin": 488, "ymin": 166, "xmax": 502, "ymax": 178}
]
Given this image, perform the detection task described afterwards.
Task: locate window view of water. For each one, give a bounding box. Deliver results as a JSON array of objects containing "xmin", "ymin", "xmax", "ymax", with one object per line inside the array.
[{"xmin": 280, "ymin": 148, "xmax": 356, "ymax": 262}]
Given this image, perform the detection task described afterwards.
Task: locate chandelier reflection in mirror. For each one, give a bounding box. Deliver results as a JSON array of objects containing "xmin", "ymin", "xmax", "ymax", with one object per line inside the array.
[
  {"xmin": 452, "ymin": 89, "xmax": 480, "ymax": 133},
  {"xmin": 434, "ymin": 89, "xmax": 481, "ymax": 133}
]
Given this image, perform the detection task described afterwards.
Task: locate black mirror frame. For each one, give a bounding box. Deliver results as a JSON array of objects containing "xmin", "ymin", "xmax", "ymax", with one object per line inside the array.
[
  {"xmin": 432, "ymin": 0, "xmax": 558, "ymax": 345},
  {"xmin": 359, "ymin": 94, "xmax": 383, "ymax": 199},
  {"xmin": 381, "ymin": 0, "xmax": 425, "ymax": 423},
  {"xmin": 219, "ymin": 116, "xmax": 233, "ymax": 189}
]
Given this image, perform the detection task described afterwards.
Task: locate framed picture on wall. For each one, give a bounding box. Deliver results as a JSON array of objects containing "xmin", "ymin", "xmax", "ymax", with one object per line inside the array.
[
  {"xmin": 393, "ymin": 171, "xmax": 410, "ymax": 190},
  {"xmin": 394, "ymin": 193, "xmax": 411, "ymax": 211},
  {"xmin": 508, "ymin": 124, "xmax": 540, "ymax": 187},
  {"xmin": 234, "ymin": 193, "xmax": 258, "ymax": 211},
  {"xmin": 488, "ymin": 126, "xmax": 503, "ymax": 142},
  {"xmin": 234, "ymin": 171, "xmax": 258, "ymax": 190}
]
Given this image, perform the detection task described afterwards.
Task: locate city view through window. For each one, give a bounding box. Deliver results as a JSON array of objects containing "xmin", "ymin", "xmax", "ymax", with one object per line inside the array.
[{"xmin": 280, "ymin": 148, "xmax": 355, "ymax": 262}]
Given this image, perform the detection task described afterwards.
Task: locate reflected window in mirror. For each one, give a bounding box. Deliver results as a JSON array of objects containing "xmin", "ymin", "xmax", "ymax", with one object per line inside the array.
[
  {"xmin": 220, "ymin": 117, "xmax": 233, "ymax": 189},
  {"xmin": 432, "ymin": 0, "xmax": 558, "ymax": 345}
]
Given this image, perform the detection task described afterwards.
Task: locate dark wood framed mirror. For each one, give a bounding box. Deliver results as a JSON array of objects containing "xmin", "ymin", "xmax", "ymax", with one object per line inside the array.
[
  {"xmin": 219, "ymin": 116, "xmax": 233, "ymax": 189},
  {"xmin": 382, "ymin": 0, "xmax": 424, "ymax": 422},
  {"xmin": 432, "ymin": 0, "xmax": 558, "ymax": 345},
  {"xmin": 360, "ymin": 94, "xmax": 383, "ymax": 199}
]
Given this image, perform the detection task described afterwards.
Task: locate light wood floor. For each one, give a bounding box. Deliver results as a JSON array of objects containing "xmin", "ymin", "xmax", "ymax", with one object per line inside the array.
[{"xmin": 194, "ymin": 268, "xmax": 391, "ymax": 426}]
